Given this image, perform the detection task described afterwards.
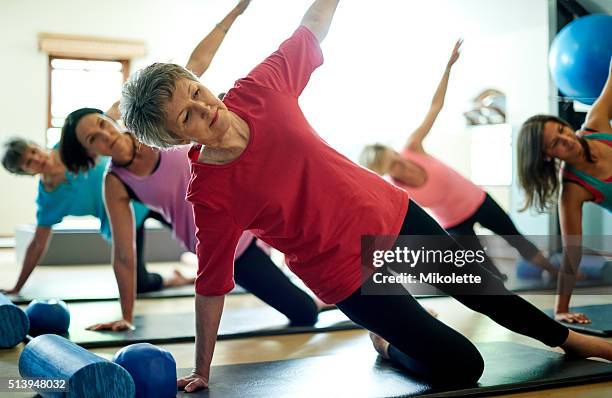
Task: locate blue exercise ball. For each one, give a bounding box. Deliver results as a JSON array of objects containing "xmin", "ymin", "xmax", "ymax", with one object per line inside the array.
[
  {"xmin": 25, "ymin": 299, "xmax": 70, "ymax": 335},
  {"xmin": 549, "ymin": 14, "xmax": 612, "ymax": 105},
  {"xmin": 113, "ymin": 343, "xmax": 177, "ymax": 398}
]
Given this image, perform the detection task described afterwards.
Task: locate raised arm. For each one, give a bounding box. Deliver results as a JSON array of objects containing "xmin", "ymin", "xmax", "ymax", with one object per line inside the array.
[
  {"xmin": 406, "ymin": 39, "xmax": 462, "ymax": 153},
  {"xmin": 555, "ymin": 182, "xmax": 591, "ymax": 323},
  {"xmin": 87, "ymin": 173, "xmax": 137, "ymax": 331},
  {"xmin": 584, "ymin": 58, "xmax": 612, "ymax": 133},
  {"xmin": 185, "ymin": 0, "xmax": 251, "ymax": 77},
  {"xmin": 300, "ymin": 0, "xmax": 340, "ymax": 43},
  {"xmin": 0, "ymin": 226, "xmax": 51, "ymax": 295}
]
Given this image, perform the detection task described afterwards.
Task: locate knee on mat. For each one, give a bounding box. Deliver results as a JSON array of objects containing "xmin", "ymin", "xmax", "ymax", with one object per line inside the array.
[
  {"xmin": 136, "ymin": 272, "xmax": 164, "ymax": 294},
  {"xmin": 287, "ymin": 301, "xmax": 319, "ymax": 327}
]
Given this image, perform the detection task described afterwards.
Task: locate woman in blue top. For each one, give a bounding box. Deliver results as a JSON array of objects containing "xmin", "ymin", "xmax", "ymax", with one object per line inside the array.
[
  {"xmin": 518, "ymin": 59, "xmax": 612, "ymax": 324},
  {"xmin": 0, "ymin": 138, "xmax": 191, "ymax": 296}
]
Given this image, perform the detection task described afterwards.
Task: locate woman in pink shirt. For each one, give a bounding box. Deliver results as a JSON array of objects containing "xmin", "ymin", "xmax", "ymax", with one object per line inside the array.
[
  {"xmin": 120, "ymin": 0, "xmax": 612, "ymax": 391},
  {"xmin": 360, "ymin": 40, "xmax": 556, "ymax": 282}
]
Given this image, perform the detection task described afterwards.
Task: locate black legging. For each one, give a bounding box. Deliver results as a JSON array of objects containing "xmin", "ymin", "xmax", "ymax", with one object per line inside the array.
[
  {"xmin": 446, "ymin": 193, "xmax": 541, "ymax": 280},
  {"xmin": 336, "ymin": 200, "xmax": 568, "ymax": 386},
  {"xmin": 135, "ymin": 213, "xmax": 319, "ymax": 327},
  {"xmin": 234, "ymin": 240, "xmax": 319, "ymax": 326},
  {"xmin": 134, "ymin": 211, "xmax": 168, "ymax": 294}
]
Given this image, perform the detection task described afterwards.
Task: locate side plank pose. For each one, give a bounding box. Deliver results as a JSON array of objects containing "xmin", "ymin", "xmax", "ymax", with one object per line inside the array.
[
  {"xmin": 120, "ymin": 0, "xmax": 612, "ymax": 391},
  {"xmin": 518, "ymin": 58, "xmax": 612, "ymax": 324},
  {"xmin": 58, "ymin": 0, "xmax": 325, "ymax": 332},
  {"xmin": 359, "ymin": 41, "xmax": 557, "ymax": 282},
  {"xmin": 0, "ymin": 139, "xmax": 181, "ymax": 296}
]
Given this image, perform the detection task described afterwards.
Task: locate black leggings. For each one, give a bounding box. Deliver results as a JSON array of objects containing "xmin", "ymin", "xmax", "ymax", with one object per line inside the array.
[
  {"xmin": 336, "ymin": 200, "xmax": 568, "ymax": 386},
  {"xmin": 134, "ymin": 211, "xmax": 167, "ymax": 294},
  {"xmin": 446, "ymin": 193, "xmax": 541, "ymax": 280},
  {"xmin": 234, "ymin": 240, "xmax": 319, "ymax": 326}
]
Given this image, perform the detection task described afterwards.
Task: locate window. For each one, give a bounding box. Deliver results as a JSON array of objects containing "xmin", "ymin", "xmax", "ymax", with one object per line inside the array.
[{"xmin": 46, "ymin": 57, "xmax": 128, "ymax": 148}]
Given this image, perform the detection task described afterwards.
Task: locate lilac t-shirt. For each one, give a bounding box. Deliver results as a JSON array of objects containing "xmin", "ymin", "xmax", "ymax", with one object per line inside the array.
[{"xmin": 109, "ymin": 144, "xmax": 254, "ymax": 257}]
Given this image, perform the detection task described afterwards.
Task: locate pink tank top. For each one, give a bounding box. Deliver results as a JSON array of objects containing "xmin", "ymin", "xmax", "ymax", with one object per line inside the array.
[
  {"xmin": 391, "ymin": 149, "xmax": 485, "ymax": 228},
  {"xmin": 109, "ymin": 145, "xmax": 255, "ymax": 258}
]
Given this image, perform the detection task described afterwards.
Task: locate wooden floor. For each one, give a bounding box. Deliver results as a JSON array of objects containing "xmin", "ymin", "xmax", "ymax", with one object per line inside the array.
[{"xmin": 1, "ymin": 248, "xmax": 611, "ymax": 397}]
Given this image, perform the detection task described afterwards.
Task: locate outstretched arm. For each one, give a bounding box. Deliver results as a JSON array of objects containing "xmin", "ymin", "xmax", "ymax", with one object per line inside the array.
[
  {"xmin": 87, "ymin": 174, "xmax": 138, "ymax": 331},
  {"xmin": 584, "ymin": 58, "xmax": 612, "ymax": 133},
  {"xmin": 300, "ymin": 0, "xmax": 340, "ymax": 43},
  {"xmin": 405, "ymin": 39, "xmax": 462, "ymax": 153},
  {"xmin": 555, "ymin": 182, "xmax": 591, "ymax": 323},
  {"xmin": 186, "ymin": 0, "xmax": 251, "ymax": 77},
  {"xmin": 0, "ymin": 226, "xmax": 51, "ymax": 295}
]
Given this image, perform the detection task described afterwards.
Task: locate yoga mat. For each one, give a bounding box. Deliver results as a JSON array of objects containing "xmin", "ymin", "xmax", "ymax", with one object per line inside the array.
[
  {"xmin": 177, "ymin": 342, "xmax": 612, "ymax": 397},
  {"xmin": 41, "ymin": 303, "xmax": 358, "ymax": 348},
  {"xmin": 7, "ymin": 278, "xmax": 245, "ymax": 305},
  {"xmin": 545, "ymin": 304, "xmax": 612, "ymax": 336}
]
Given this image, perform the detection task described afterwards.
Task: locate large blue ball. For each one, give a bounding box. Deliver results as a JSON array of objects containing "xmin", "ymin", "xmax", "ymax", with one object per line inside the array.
[
  {"xmin": 25, "ymin": 299, "xmax": 70, "ymax": 335},
  {"xmin": 549, "ymin": 14, "xmax": 612, "ymax": 105},
  {"xmin": 113, "ymin": 343, "xmax": 177, "ymax": 398}
]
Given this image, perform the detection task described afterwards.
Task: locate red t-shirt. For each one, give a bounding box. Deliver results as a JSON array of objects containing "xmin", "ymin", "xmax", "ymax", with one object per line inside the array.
[{"xmin": 186, "ymin": 26, "xmax": 409, "ymax": 304}]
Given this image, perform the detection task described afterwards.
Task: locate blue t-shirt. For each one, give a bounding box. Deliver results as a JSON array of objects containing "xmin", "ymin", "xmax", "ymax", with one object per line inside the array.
[{"xmin": 35, "ymin": 156, "xmax": 149, "ymax": 240}]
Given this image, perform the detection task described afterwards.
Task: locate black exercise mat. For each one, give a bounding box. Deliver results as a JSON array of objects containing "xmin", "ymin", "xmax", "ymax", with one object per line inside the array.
[
  {"xmin": 544, "ymin": 304, "xmax": 612, "ymax": 336},
  {"xmin": 506, "ymin": 276, "xmax": 610, "ymax": 293},
  {"xmin": 176, "ymin": 342, "xmax": 612, "ymax": 398},
  {"xmin": 49, "ymin": 303, "xmax": 358, "ymax": 348},
  {"xmin": 7, "ymin": 283, "xmax": 245, "ymax": 305}
]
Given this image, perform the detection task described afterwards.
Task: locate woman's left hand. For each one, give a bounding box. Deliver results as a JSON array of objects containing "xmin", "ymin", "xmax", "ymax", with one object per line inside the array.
[{"xmin": 447, "ymin": 39, "xmax": 463, "ymax": 68}]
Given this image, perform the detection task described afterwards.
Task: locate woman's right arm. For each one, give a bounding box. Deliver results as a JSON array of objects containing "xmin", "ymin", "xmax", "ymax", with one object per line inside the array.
[
  {"xmin": 0, "ymin": 226, "xmax": 51, "ymax": 294},
  {"xmin": 555, "ymin": 182, "xmax": 592, "ymax": 323},
  {"xmin": 584, "ymin": 58, "xmax": 612, "ymax": 133},
  {"xmin": 87, "ymin": 173, "xmax": 137, "ymax": 331}
]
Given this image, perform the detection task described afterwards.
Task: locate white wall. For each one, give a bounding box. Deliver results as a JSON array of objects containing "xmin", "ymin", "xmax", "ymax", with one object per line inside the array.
[{"xmin": 0, "ymin": 0, "xmax": 552, "ymax": 235}]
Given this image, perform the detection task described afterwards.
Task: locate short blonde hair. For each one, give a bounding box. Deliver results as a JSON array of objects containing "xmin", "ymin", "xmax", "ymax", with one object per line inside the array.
[{"xmin": 359, "ymin": 143, "xmax": 392, "ymax": 175}]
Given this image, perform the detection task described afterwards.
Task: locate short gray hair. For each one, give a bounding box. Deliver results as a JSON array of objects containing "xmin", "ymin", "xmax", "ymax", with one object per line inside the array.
[
  {"xmin": 120, "ymin": 63, "xmax": 199, "ymax": 148},
  {"xmin": 1, "ymin": 137, "xmax": 35, "ymax": 175}
]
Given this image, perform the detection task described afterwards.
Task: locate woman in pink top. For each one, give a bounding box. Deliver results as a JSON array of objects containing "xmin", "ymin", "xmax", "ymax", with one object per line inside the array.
[
  {"xmin": 360, "ymin": 40, "xmax": 556, "ymax": 281},
  {"xmin": 120, "ymin": 0, "xmax": 612, "ymax": 391}
]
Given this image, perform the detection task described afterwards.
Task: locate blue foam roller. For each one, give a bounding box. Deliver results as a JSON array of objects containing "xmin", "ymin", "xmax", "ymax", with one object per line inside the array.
[
  {"xmin": 0, "ymin": 292, "xmax": 29, "ymax": 348},
  {"xmin": 19, "ymin": 334, "xmax": 135, "ymax": 398},
  {"xmin": 26, "ymin": 299, "xmax": 71, "ymax": 335},
  {"xmin": 113, "ymin": 343, "xmax": 177, "ymax": 398},
  {"xmin": 550, "ymin": 253, "xmax": 612, "ymax": 281},
  {"xmin": 516, "ymin": 258, "xmax": 544, "ymax": 279}
]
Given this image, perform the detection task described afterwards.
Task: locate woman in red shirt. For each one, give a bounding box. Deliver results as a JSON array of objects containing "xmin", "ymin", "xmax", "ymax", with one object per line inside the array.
[{"xmin": 120, "ymin": 0, "xmax": 612, "ymax": 391}]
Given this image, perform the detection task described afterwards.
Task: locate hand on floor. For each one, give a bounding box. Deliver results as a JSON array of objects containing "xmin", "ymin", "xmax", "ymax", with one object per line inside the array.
[
  {"xmin": 0, "ymin": 287, "xmax": 20, "ymax": 295},
  {"xmin": 555, "ymin": 311, "xmax": 591, "ymax": 324},
  {"xmin": 178, "ymin": 371, "xmax": 209, "ymax": 392},
  {"xmin": 86, "ymin": 319, "xmax": 135, "ymax": 331}
]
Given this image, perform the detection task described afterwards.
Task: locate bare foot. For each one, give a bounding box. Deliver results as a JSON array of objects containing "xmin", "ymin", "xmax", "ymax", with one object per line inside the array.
[
  {"xmin": 561, "ymin": 330, "xmax": 612, "ymax": 360},
  {"xmin": 164, "ymin": 269, "xmax": 196, "ymax": 288},
  {"xmin": 424, "ymin": 307, "xmax": 438, "ymax": 318},
  {"xmin": 369, "ymin": 332, "xmax": 391, "ymax": 360},
  {"xmin": 180, "ymin": 252, "xmax": 198, "ymax": 267}
]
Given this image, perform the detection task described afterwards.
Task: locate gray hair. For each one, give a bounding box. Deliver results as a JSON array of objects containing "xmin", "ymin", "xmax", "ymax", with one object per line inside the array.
[
  {"xmin": 359, "ymin": 143, "xmax": 391, "ymax": 175},
  {"xmin": 120, "ymin": 63, "xmax": 199, "ymax": 148},
  {"xmin": 1, "ymin": 137, "xmax": 35, "ymax": 175}
]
